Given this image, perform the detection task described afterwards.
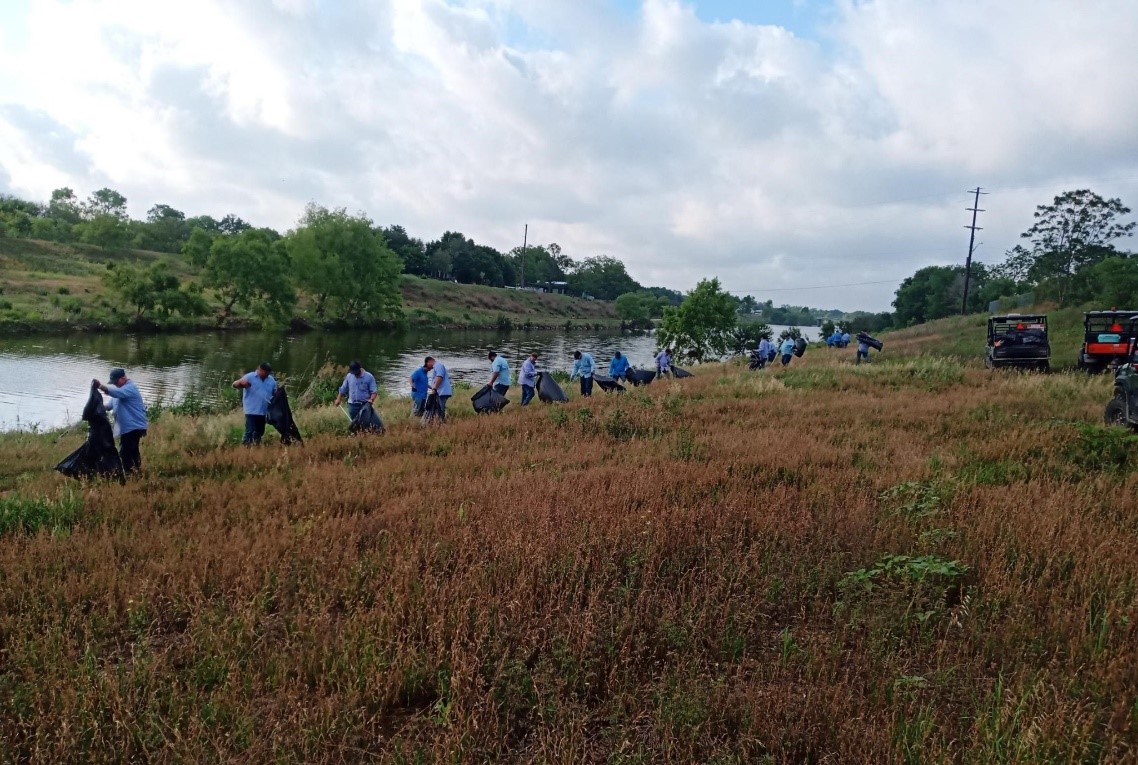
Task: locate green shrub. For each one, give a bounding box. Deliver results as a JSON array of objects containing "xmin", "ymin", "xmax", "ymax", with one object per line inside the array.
[{"xmin": 0, "ymin": 492, "xmax": 83, "ymax": 536}]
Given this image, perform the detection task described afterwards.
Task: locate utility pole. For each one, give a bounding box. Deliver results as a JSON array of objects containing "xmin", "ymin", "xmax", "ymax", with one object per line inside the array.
[
  {"xmin": 961, "ymin": 186, "xmax": 987, "ymax": 315},
  {"xmin": 520, "ymin": 224, "xmax": 528, "ymax": 290}
]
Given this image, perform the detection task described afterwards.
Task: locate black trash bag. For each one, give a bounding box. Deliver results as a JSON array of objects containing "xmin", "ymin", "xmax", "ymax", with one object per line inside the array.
[
  {"xmin": 794, "ymin": 337, "xmax": 807, "ymax": 358},
  {"xmin": 472, "ymin": 385, "xmax": 510, "ymax": 413},
  {"xmin": 267, "ymin": 387, "xmax": 303, "ymax": 445},
  {"xmin": 857, "ymin": 332, "xmax": 884, "ymax": 351},
  {"xmin": 626, "ymin": 368, "xmax": 656, "ymax": 387},
  {"xmin": 537, "ymin": 372, "xmax": 569, "ymax": 403},
  {"xmin": 594, "ymin": 374, "xmax": 626, "ymax": 393},
  {"xmin": 349, "ymin": 402, "xmax": 385, "ymax": 434},
  {"xmin": 56, "ymin": 387, "xmax": 125, "ymax": 482},
  {"xmin": 421, "ymin": 393, "xmax": 445, "ymax": 424},
  {"xmin": 671, "ymin": 366, "xmax": 693, "ymax": 378}
]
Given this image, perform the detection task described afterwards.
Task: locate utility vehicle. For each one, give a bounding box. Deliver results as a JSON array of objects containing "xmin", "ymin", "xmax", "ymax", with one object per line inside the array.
[
  {"xmin": 985, "ymin": 314, "xmax": 1050, "ymax": 371},
  {"xmin": 1078, "ymin": 310, "xmax": 1138, "ymax": 373}
]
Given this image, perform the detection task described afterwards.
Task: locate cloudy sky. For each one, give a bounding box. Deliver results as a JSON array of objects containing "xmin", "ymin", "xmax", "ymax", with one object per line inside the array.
[{"xmin": 2, "ymin": 0, "xmax": 1137, "ymax": 310}]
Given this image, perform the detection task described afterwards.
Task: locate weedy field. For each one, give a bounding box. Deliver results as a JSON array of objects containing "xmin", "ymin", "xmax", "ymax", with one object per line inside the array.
[{"xmin": 1, "ymin": 332, "xmax": 1137, "ymax": 763}]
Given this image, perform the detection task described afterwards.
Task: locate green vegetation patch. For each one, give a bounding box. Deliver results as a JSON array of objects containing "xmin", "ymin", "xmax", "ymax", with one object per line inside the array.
[{"xmin": 0, "ymin": 491, "xmax": 83, "ymax": 536}]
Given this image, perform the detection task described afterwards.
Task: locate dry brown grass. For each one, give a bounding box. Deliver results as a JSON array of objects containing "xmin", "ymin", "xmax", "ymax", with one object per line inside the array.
[{"xmin": 1, "ymin": 349, "xmax": 1136, "ymax": 763}]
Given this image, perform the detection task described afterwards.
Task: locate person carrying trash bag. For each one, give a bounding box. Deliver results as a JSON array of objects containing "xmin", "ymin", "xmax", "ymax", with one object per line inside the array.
[
  {"xmin": 422, "ymin": 356, "xmax": 452, "ymax": 424},
  {"xmin": 233, "ymin": 362, "xmax": 277, "ymax": 445},
  {"xmin": 519, "ymin": 352, "xmax": 540, "ymax": 406},
  {"xmin": 334, "ymin": 361, "xmax": 378, "ymax": 421},
  {"xmin": 608, "ymin": 351, "xmax": 630, "ymax": 383},
  {"xmin": 779, "ymin": 337, "xmax": 796, "ymax": 367},
  {"xmin": 410, "ymin": 361, "xmax": 430, "ymax": 417},
  {"xmin": 569, "ymin": 350, "xmax": 596, "ymax": 397},
  {"xmin": 487, "ymin": 351, "xmax": 512, "ymax": 396},
  {"xmin": 55, "ymin": 384, "xmax": 125, "ymax": 483},
  {"xmin": 655, "ymin": 347, "xmax": 673, "ymax": 379},
  {"xmin": 93, "ymin": 368, "xmax": 147, "ymax": 474}
]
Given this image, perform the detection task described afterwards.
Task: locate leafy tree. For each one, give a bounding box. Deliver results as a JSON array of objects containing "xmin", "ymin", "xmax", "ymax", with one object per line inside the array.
[
  {"xmin": 218, "ymin": 214, "xmax": 252, "ymax": 236},
  {"xmin": 288, "ymin": 205, "xmax": 403, "ymax": 322},
  {"xmin": 1017, "ymin": 189, "xmax": 1135, "ymax": 305},
  {"xmin": 820, "ymin": 319, "xmax": 836, "ymax": 339},
  {"xmin": 31, "ymin": 216, "xmax": 73, "ymax": 242},
  {"xmin": 1089, "ymin": 256, "xmax": 1138, "ymax": 308},
  {"xmin": 102, "ymin": 261, "xmax": 207, "ymax": 320},
  {"xmin": 381, "ymin": 225, "xmax": 429, "ymax": 276},
  {"xmin": 83, "ymin": 188, "xmax": 128, "ymax": 220},
  {"xmin": 737, "ymin": 295, "xmax": 759, "ymax": 314},
  {"xmin": 656, "ymin": 278, "xmax": 738, "ymax": 362},
  {"xmin": 47, "ymin": 187, "xmax": 82, "ymax": 224},
  {"xmin": 511, "ymin": 243, "xmax": 568, "ymax": 286},
  {"xmin": 732, "ymin": 321, "xmax": 773, "ymax": 354},
  {"xmin": 204, "ymin": 228, "xmax": 296, "ymax": 326},
  {"xmin": 185, "ymin": 215, "xmax": 220, "ymax": 234},
  {"xmin": 182, "ymin": 227, "xmax": 216, "ymax": 267},
  {"xmin": 77, "ymin": 214, "xmax": 131, "ymax": 249},
  {"xmin": 566, "ymin": 256, "xmax": 640, "ymax": 300},
  {"xmin": 644, "ymin": 286, "xmax": 684, "ymax": 306},
  {"xmin": 135, "ymin": 204, "xmax": 190, "ymax": 253}
]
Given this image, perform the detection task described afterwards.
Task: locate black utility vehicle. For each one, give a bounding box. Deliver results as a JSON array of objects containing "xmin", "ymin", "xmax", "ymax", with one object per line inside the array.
[
  {"xmin": 1078, "ymin": 310, "xmax": 1138, "ymax": 373},
  {"xmin": 1104, "ymin": 361, "xmax": 1138, "ymax": 432},
  {"xmin": 985, "ymin": 314, "xmax": 1050, "ymax": 371}
]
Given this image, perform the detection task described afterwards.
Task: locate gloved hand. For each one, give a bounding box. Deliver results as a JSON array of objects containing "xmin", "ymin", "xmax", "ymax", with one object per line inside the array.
[{"xmin": 427, "ymin": 388, "xmax": 437, "ymax": 396}]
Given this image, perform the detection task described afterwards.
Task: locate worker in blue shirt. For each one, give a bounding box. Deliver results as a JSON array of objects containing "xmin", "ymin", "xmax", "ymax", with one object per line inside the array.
[
  {"xmin": 93, "ymin": 367, "xmax": 148, "ymax": 474},
  {"xmin": 608, "ymin": 351, "xmax": 630, "ymax": 382},
  {"xmin": 856, "ymin": 335, "xmax": 871, "ymax": 365},
  {"xmin": 232, "ymin": 362, "xmax": 277, "ymax": 445},
  {"xmin": 488, "ymin": 351, "xmax": 512, "ymax": 395},
  {"xmin": 779, "ymin": 337, "xmax": 796, "ymax": 367},
  {"xmin": 757, "ymin": 337, "xmax": 774, "ymax": 366},
  {"xmin": 569, "ymin": 350, "xmax": 596, "ymax": 397},
  {"xmin": 409, "ymin": 361, "xmax": 430, "ymax": 417},
  {"xmin": 425, "ymin": 356, "xmax": 453, "ymax": 420},
  {"xmin": 655, "ymin": 348, "xmax": 673, "ymax": 379},
  {"xmin": 333, "ymin": 360, "xmax": 378, "ymax": 420},
  {"xmin": 519, "ymin": 352, "xmax": 539, "ymax": 406}
]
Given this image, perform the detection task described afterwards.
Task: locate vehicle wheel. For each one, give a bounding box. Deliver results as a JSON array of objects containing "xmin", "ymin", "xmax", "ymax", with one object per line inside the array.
[
  {"xmin": 1039, "ymin": 361, "xmax": 1050, "ymax": 373},
  {"xmin": 984, "ymin": 355, "xmax": 995, "ymax": 370},
  {"xmin": 1104, "ymin": 398, "xmax": 1128, "ymax": 427}
]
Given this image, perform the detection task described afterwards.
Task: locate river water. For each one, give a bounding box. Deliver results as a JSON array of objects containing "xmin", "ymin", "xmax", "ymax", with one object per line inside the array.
[{"xmin": 0, "ymin": 325, "xmax": 818, "ymax": 431}]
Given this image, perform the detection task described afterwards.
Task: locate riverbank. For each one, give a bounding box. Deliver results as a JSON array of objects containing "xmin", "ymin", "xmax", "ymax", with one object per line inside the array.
[
  {"xmin": 2, "ymin": 335, "xmax": 1134, "ymax": 761},
  {"xmin": 0, "ymin": 238, "xmax": 622, "ymax": 334}
]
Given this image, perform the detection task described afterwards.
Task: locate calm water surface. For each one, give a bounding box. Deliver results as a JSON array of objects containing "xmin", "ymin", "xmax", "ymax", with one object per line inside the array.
[{"xmin": 0, "ymin": 325, "xmax": 818, "ymax": 431}]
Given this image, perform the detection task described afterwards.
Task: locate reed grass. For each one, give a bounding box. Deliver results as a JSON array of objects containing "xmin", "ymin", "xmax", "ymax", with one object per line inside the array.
[{"xmin": 0, "ymin": 345, "xmax": 1134, "ymax": 763}]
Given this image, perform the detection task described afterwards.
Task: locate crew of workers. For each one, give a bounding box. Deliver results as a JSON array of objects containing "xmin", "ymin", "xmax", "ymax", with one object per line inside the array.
[{"xmin": 92, "ymin": 333, "xmax": 870, "ymax": 474}]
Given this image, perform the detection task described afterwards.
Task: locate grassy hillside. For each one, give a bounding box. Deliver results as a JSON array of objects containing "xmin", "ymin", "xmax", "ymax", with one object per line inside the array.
[
  {"xmin": 2, "ymin": 325, "xmax": 1135, "ymax": 762},
  {"xmin": 881, "ymin": 304, "xmax": 1090, "ymax": 368},
  {"xmin": 0, "ymin": 238, "xmax": 618, "ymax": 332}
]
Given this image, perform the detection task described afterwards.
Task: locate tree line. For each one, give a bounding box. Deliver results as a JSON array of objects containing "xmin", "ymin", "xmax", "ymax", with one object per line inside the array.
[{"xmin": 892, "ymin": 189, "xmax": 1136, "ymax": 326}]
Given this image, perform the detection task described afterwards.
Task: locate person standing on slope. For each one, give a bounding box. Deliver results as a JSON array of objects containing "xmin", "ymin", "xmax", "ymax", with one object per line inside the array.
[
  {"xmin": 333, "ymin": 360, "xmax": 378, "ymax": 420},
  {"xmin": 655, "ymin": 347, "xmax": 673, "ymax": 379},
  {"xmin": 569, "ymin": 350, "xmax": 596, "ymax": 397},
  {"xmin": 93, "ymin": 368, "xmax": 148, "ymax": 474},
  {"xmin": 488, "ymin": 351, "xmax": 512, "ymax": 396},
  {"xmin": 232, "ymin": 362, "xmax": 277, "ymax": 445},
  {"xmin": 608, "ymin": 351, "xmax": 630, "ymax": 382},
  {"xmin": 519, "ymin": 352, "xmax": 539, "ymax": 406},
  {"xmin": 779, "ymin": 337, "xmax": 796, "ymax": 367}
]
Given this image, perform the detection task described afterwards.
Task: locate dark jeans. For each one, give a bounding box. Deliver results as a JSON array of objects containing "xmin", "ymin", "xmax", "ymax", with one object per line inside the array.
[
  {"xmin": 580, "ymin": 376, "xmax": 593, "ymax": 397},
  {"xmin": 437, "ymin": 395, "xmax": 450, "ymax": 420},
  {"xmin": 243, "ymin": 414, "xmax": 267, "ymax": 445},
  {"xmin": 521, "ymin": 384, "xmax": 535, "ymax": 405},
  {"xmin": 120, "ymin": 428, "xmax": 146, "ymax": 474},
  {"xmin": 856, "ymin": 350, "xmax": 869, "ymax": 365},
  {"xmin": 412, "ymin": 397, "xmax": 426, "ymax": 417},
  {"xmin": 493, "ymin": 384, "xmax": 510, "ymax": 396},
  {"xmin": 781, "ymin": 354, "xmax": 792, "ymax": 366},
  {"xmin": 348, "ymin": 401, "xmax": 368, "ymax": 420}
]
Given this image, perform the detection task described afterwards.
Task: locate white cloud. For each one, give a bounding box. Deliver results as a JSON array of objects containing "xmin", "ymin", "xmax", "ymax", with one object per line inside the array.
[{"xmin": 1, "ymin": 0, "xmax": 1136, "ymax": 310}]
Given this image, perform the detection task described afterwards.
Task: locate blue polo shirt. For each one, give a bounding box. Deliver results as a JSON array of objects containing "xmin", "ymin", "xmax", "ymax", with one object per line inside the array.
[
  {"xmin": 241, "ymin": 371, "xmax": 277, "ymax": 416},
  {"xmin": 105, "ymin": 380, "xmax": 148, "ymax": 434},
  {"xmin": 490, "ymin": 355, "xmax": 511, "ymax": 387},
  {"xmin": 410, "ymin": 367, "xmax": 429, "ymax": 401},
  {"xmin": 430, "ymin": 362, "xmax": 453, "ymax": 396},
  {"xmin": 339, "ymin": 370, "xmax": 377, "ymax": 403}
]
